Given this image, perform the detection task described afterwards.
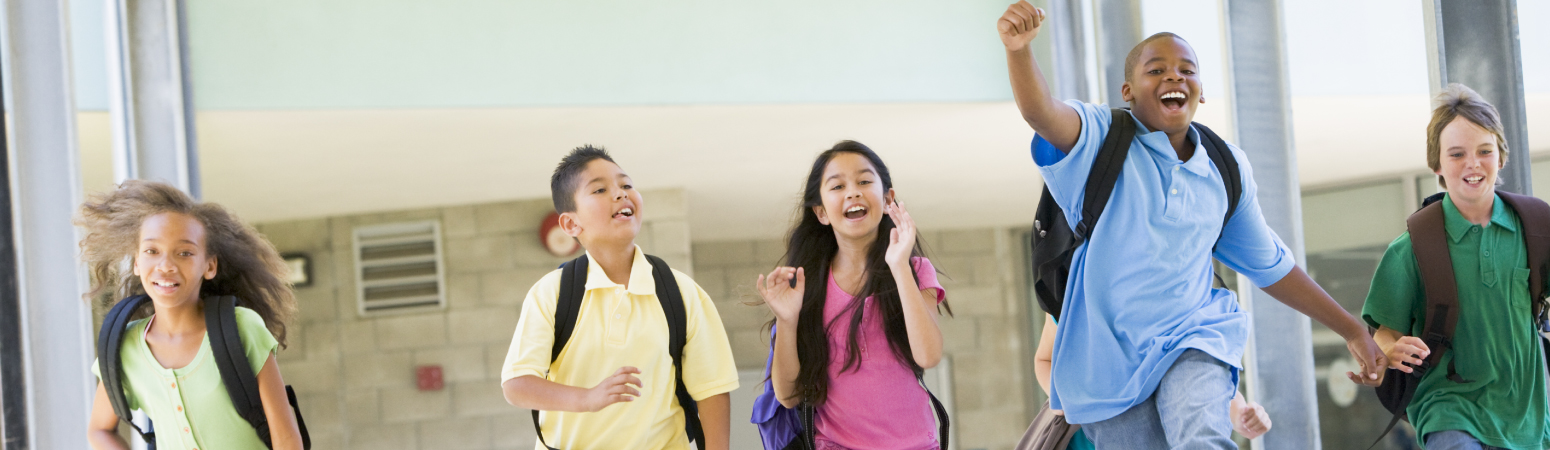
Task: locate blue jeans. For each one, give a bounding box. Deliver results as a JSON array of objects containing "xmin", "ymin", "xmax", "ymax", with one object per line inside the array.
[
  {"xmin": 1081, "ymin": 349, "xmax": 1236, "ymax": 450},
  {"xmin": 1424, "ymin": 430, "xmax": 1505, "ymax": 450}
]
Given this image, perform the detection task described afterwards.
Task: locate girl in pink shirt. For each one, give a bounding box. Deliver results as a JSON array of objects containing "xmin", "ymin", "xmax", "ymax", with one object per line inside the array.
[{"xmin": 758, "ymin": 141, "xmax": 952, "ymax": 450}]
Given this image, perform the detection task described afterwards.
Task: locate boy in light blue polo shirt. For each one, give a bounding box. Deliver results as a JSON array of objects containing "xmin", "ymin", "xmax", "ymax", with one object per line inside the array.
[{"xmin": 996, "ymin": 2, "xmax": 1387, "ymax": 448}]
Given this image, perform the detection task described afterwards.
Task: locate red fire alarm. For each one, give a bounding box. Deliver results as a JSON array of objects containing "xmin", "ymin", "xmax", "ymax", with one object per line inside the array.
[{"xmin": 416, "ymin": 365, "xmax": 444, "ymax": 391}]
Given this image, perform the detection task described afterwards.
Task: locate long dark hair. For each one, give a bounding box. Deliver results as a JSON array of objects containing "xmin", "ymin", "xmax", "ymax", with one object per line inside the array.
[{"xmin": 775, "ymin": 140, "xmax": 949, "ymax": 406}]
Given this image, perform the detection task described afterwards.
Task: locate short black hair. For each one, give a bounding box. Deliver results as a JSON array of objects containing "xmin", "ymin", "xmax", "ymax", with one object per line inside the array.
[
  {"xmin": 550, "ymin": 145, "xmax": 617, "ymax": 213},
  {"xmin": 1123, "ymin": 32, "xmax": 1187, "ymax": 84}
]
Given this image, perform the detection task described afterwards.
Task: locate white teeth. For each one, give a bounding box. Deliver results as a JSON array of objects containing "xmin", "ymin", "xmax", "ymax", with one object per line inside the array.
[
  {"xmin": 1161, "ymin": 92, "xmax": 1186, "ymax": 100},
  {"xmin": 617, "ymin": 208, "xmax": 633, "ymax": 216},
  {"xmin": 154, "ymin": 281, "xmax": 175, "ymax": 287},
  {"xmin": 846, "ymin": 205, "xmax": 865, "ymax": 213},
  {"xmin": 1465, "ymin": 176, "xmax": 1484, "ymax": 183}
]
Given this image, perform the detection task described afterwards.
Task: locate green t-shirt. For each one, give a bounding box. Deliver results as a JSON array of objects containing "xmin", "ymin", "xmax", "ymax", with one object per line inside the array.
[
  {"xmin": 93, "ymin": 306, "xmax": 279, "ymax": 450},
  {"xmin": 1362, "ymin": 194, "xmax": 1550, "ymax": 449}
]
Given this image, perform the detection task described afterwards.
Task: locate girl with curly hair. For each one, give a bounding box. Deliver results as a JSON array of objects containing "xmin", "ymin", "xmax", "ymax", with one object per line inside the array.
[{"xmin": 79, "ymin": 180, "xmax": 303, "ymax": 450}]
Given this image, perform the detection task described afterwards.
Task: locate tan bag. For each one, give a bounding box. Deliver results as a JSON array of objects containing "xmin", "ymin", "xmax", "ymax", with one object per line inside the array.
[{"xmin": 1015, "ymin": 400, "xmax": 1081, "ymax": 450}]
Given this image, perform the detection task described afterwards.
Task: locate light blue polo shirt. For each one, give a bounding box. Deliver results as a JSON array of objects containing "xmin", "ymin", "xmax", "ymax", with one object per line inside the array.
[{"xmin": 1034, "ymin": 101, "xmax": 1296, "ymax": 424}]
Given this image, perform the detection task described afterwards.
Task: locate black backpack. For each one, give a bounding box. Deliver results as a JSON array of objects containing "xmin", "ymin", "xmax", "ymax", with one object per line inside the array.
[
  {"xmin": 1030, "ymin": 108, "xmax": 1244, "ymax": 320},
  {"xmin": 1367, "ymin": 191, "xmax": 1550, "ymax": 449},
  {"xmin": 97, "ymin": 294, "xmax": 311, "ymax": 449},
  {"xmin": 532, "ymin": 254, "xmax": 705, "ymax": 450}
]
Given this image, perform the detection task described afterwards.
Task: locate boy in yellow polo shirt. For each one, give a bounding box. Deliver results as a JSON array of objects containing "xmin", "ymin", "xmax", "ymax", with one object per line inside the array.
[{"xmin": 501, "ymin": 145, "xmax": 738, "ymax": 450}]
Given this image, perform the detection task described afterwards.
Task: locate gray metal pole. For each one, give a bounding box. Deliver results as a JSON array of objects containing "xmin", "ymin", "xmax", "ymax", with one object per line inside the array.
[
  {"xmin": 1423, "ymin": 0, "xmax": 1530, "ymax": 196},
  {"xmin": 1, "ymin": 0, "xmax": 93, "ymax": 447},
  {"xmin": 1092, "ymin": 0, "xmax": 1142, "ymax": 107},
  {"xmin": 107, "ymin": 0, "xmax": 201, "ymax": 197},
  {"xmin": 1220, "ymin": 1, "xmax": 1320, "ymax": 449},
  {"xmin": 1047, "ymin": 0, "xmax": 1097, "ymax": 103}
]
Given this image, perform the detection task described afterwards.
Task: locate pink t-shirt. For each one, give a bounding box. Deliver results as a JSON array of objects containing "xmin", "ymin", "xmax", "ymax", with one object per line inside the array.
[{"xmin": 813, "ymin": 257, "xmax": 945, "ymax": 450}]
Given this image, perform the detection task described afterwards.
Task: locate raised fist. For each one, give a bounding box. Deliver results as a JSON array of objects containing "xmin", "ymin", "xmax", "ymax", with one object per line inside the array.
[{"xmin": 998, "ymin": 1, "xmax": 1046, "ymax": 52}]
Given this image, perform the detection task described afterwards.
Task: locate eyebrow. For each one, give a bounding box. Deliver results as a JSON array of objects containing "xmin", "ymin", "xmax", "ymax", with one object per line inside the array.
[
  {"xmin": 1144, "ymin": 56, "xmax": 1197, "ymax": 67},
  {"xmin": 141, "ymin": 238, "xmax": 200, "ymax": 245},
  {"xmin": 825, "ymin": 168, "xmax": 876, "ymax": 182}
]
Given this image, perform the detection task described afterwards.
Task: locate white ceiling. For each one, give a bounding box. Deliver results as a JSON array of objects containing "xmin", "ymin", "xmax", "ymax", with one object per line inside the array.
[{"xmin": 75, "ymin": 94, "xmax": 1550, "ymax": 242}]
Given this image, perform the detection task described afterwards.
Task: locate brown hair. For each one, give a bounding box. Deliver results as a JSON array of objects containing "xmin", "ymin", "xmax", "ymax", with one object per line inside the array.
[
  {"xmin": 1427, "ymin": 83, "xmax": 1508, "ymax": 188},
  {"xmin": 76, "ymin": 180, "xmax": 297, "ymax": 347}
]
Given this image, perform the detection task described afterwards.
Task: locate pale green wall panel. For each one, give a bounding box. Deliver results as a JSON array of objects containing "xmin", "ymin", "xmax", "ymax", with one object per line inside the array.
[{"xmin": 184, "ymin": 0, "xmax": 1018, "ymax": 109}]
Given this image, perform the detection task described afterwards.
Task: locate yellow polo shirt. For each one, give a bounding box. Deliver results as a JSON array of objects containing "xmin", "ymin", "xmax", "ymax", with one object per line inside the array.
[{"xmin": 502, "ymin": 246, "xmax": 739, "ymax": 450}]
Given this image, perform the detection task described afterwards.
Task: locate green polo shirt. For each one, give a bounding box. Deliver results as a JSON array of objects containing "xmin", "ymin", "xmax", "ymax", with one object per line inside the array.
[{"xmin": 1363, "ymin": 194, "xmax": 1550, "ymax": 449}]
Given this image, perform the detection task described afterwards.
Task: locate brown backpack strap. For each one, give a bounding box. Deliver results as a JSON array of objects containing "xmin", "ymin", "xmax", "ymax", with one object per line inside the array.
[
  {"xmin": 1406, "ymin": 201, "xmax": 1461, "ymax": 373},
  {"xmin": 1497, "ymin": 191, "xmax": 1550, "ymax": 322}
]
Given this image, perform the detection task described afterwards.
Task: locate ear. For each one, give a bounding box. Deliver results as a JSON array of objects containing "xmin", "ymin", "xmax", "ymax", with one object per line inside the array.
[
  {"xmin": 885, "ymin": 188, "xmax": 897, "ymax": 206},
  {"xmin": 1199, "ymin": 92, "xmax": 1206, "ymax": 104},
  {"xmin": 1121, "ymin": 82, "xmax": 1133, "ymax": 103},
  {"xmin": 204, "ymin": 255, "xmax": 218, "ymax": 280},
  {"xmin": 558, "ymin": 212, "xmax": 584, "ymax": 237},
  {"xmin": 812, "ymin": 205, "xmax": 830, "ymax": 226}
]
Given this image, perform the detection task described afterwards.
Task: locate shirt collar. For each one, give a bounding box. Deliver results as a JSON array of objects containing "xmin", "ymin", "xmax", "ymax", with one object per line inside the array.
[
  {"xmin": 1128, "ymin": 110, "xmax": 1213, "ymax": 177},
  {"xmin": 582, "ymin": 245, "xmax": 657, "ymax": 296},
  {"xmin": 1441, "ymin": 193, "xmax": 1517, "ymax": 243}
]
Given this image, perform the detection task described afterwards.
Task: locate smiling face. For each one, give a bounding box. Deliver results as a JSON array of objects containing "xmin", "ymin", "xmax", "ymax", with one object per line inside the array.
[
  {"xmin": 812, "ymin": 152, "xmax": 895, "ymax": 243},
  {"xmin": 1122, "ymin": 36, "xmax": 1203, "ymax": 136},
  {"xmin": 134, "ymin": 212, "xmax": 217, "ymax": 306},
  {"xmin": 560, "ymin": 158, "xmax": 643, "ymax": 249},
  {"xmin": 1435, "ymin": 117, "xmax": 1503, "ymax": 205}
]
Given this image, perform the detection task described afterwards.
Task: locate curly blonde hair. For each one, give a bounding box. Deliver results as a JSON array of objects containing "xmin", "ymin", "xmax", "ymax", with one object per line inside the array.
[{"xmin": 76, "ymin": 180, "xmax": 296, "ymax": 347}]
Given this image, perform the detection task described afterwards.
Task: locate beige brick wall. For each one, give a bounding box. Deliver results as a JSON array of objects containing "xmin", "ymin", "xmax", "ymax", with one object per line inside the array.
[
  {"xmin": 258, "ymin": 189, "xmax": 691, "ymax": 450},
  {"xmin": 692, "ymin": 227, "xmax": 1037, "ymax": 450}
]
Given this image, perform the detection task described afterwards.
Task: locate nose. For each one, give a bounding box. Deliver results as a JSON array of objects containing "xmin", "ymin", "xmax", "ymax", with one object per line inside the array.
[{"xmin": 155, "ymin": 255, "xmax": 176, "ymax": 273}]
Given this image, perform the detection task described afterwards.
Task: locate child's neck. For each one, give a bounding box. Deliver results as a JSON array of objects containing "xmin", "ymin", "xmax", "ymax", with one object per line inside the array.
[
  {"xmin": 149, "ymin": 297, "xmax": 206, "ymax": 338},
  {"xmin": 831, "ymin": 235, "xmax": 872, "ymax": 293},
  {"xmin": 1453, "ymin": 191, "xmax": 1496, "ymax": 226},
  {"xmin": 1168, "ymin": 130, "xmax": 1195, "ymax": 162},
  {"xmin": 586, "ymin": 241, "xmax": 637, "ymax": 287}
]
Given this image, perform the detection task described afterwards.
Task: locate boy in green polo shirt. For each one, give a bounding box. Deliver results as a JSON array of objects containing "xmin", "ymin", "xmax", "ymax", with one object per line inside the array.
[{"xmin": 1362, "ymin": 83, "xmax": 1550, "ymax": 449}]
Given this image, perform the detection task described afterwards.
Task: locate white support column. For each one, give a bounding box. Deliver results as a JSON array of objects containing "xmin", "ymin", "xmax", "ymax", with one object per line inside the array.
[
  {"xmin": 1091, "ymin": 0, "xmax": 1142, "ymax": 107},
  {"xmin": 1219, "ymin": 0, "xmax": 1319, "ymax": 448},
  {"xmin": 1423, "ymin": 0, "xmax": 1530, "ymax": 196},
  {"xmin": 107, "ymin": 0, "xmax": 200, "ymax": 195},
  {"xmin": 1, "ymin": 0, "xmax": 93, "ymax": 447}
]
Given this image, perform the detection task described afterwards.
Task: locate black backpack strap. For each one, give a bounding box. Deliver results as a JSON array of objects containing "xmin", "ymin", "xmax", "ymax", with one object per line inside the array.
[
  {"xmin": 645, "ymin": 254, "xmax": 706, "ymax": 450},
  {"xmin": 533, "ymin": 255, "xmax": 589, "ymax": 450},
  {"xmin": 1192, "ymin": 123, "xmax": 1242, "ymax": 240},
  {"xmin": 208, "ymin": 295, "xmax": 313, "ymax": 449},
  {"xmin": 928, "ymin": 390, "xmax": 950, "ymax": 449},
  {"xmin": 97, "ymin": 294, "xmax": 155, "ymax": 444},
  {"xmin": 1072, "ymin": 108, "xmax": 1138, "ymax": 241}
]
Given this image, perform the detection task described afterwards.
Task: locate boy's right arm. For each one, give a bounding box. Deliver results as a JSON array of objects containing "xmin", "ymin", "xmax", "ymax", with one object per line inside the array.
[
  {"xmin": 1000, "ymin": 1, "xmax": 1082, "ymax": 152},
  {"xmin": 1371, "ymin": 325, "xmax": 1430, "ymax": 385},
  {"xmin": 88, "ymin": 381, "xmax": 129, "ymax": 450},
  {"xmin": 501, "ymin": 367, "xmax": 642, "ymax": 413}
]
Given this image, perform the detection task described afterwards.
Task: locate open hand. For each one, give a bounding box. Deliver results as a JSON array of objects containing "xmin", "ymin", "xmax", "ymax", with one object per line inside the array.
[
  {"xmin": 1344, "ymin": 334, "xmax": 1388, "ymax": 387},
  {"xmin": 883, "ymin": 199, "xmax": 916, "ymax": 271},
  {"xmin": 757, "ymin": 267, "xmax": 805, "ymax": 324},
  {"xmin": 998, "ymin": 1, "xmax": 1045, "ymax": 52},
  {"xmin": 1231, "ymin": 399, "xmax": 1271, "ymax": 440},
  {"xmin": 582, "ymin": 366, "xmax": 641, "ymax": 412},
  {"xmin": 1384, "ymin": 335, "xmax": 1431, "ymax": 373}
]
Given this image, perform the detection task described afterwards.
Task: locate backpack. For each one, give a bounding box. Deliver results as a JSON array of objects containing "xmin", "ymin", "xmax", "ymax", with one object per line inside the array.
[
  {"xmin": 532, "ymin": 253, "xmax": 705, "ymax": 450},
  {"xmin": 1029, "ymin": 108, "xmax": 1244, "ymax": 320},
  {"xmin": 751, "ymin": 319, "xmax": 952, "ymax": 449},
  {"xmin": 1367, "ymin": 191, "xmax": 1550, "ymax": 449},
  {"xmin": 97, "ymin": 294, "xmax": 312, "ymax": 449}
]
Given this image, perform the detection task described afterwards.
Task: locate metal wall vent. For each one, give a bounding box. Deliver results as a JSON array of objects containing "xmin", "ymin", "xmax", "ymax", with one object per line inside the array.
[{"xmin": 353, "ymin": 221, "xmax": 446, "ymax": 316}]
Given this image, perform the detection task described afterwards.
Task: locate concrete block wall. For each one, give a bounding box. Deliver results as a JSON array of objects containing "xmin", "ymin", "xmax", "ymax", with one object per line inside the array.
[
  {"xmin": 691, "ymin": 227, "xmax": 1035, "ymax": 450},
  {"xmin": 256, "ymin": 189, "xmax": 691, "ymax": 450}
]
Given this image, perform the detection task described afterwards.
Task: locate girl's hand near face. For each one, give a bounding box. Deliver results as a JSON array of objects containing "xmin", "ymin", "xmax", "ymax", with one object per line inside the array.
[
  {"xmin": 883, "ymin": 199, "xmax": 916, "ymax": 272},
  {"xmin": 757, "ymin": 267, "xmax": 805, "ymax": 324}
]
